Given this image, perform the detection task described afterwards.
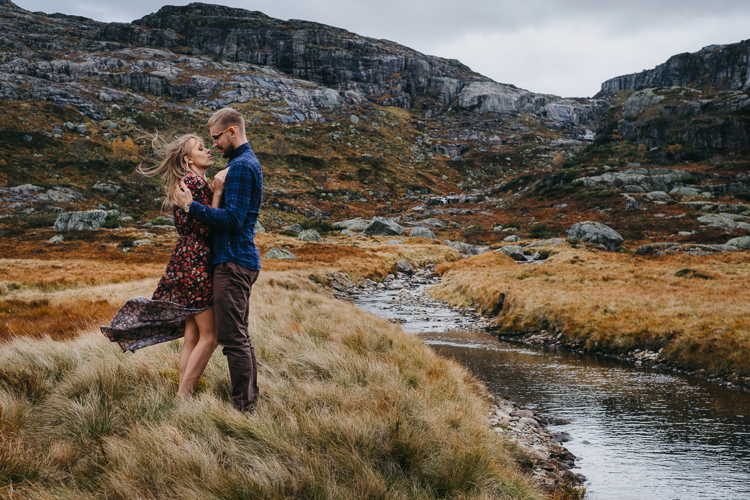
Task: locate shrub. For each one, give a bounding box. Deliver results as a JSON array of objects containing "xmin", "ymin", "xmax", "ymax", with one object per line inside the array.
[
  {"xmin": 529, "ymin": 224, "xmax": 555, "ymax": 239},
  {"xmin": 111, "ymin": 137, "xmax": 139, "ymax": 162},
  {"xmin": 300, "ymin": 220, "xmax": 335, "ymax": 234},
  {"xmin": 101, "ymin": 213, "xmax": 120, "ymax": 229},
  {"xmin": 151, "ymin": 216, "xmax": 174, "ymax": 226},
  {"xmin": 675, "ymin": 268, "xmax": 713, "ymax": 280}
]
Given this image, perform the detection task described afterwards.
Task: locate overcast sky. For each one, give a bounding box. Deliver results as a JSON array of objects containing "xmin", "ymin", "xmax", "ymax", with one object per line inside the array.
[{"xmin": 15, "ymin": 0, "xmax": 750, "ymax": 98}]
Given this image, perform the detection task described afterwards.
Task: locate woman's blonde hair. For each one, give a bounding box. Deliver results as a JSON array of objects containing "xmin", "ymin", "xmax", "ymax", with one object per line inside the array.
[{"xmin": 137, "ymin": 132, "xmax": 203, "ymax": 209}]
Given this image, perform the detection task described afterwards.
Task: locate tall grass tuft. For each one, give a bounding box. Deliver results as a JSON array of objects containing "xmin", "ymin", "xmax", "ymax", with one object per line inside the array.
[{"xmin": 0, "ymin": 271, "xmax": 542, "ymax": 499}]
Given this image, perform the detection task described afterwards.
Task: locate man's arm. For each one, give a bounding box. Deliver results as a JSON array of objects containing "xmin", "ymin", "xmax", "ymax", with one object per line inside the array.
[{"xmin": 191, "ymin": 163, "xmax": 256, "ymax": 231}]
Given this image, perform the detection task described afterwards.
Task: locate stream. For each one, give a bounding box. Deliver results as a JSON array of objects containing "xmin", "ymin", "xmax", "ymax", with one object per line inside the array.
[{"xmin": 353, "ymin": 278, "xmax": 750, "ymax": 500}]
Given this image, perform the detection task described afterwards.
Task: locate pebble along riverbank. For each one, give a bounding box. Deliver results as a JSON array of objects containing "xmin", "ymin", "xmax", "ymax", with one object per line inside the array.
[{"xmin": 321, "ymin": 265, "xmax": 585, "ymax": 494}]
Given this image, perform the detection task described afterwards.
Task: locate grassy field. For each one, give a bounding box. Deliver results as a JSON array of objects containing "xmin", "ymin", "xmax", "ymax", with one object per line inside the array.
[
  {"xmin": 0, "ymin": 236, "xmax": 552, "ymax": 500},
  {"xmin": 431, "ymin": 245, "xmax": 750, "ymax": 379}
]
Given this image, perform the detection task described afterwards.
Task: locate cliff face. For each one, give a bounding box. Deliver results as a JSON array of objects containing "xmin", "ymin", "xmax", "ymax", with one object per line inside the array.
[
  {"xmin": 598, "ymin": 41, "xmax": 750, "ymax": 97},
  {"xmin": 0, "ymin": 1, "xmax": 604, "ymax": 132},
  {"xmin": 598, "ymin": 41, "xmax": 750, "ymax": 152}
]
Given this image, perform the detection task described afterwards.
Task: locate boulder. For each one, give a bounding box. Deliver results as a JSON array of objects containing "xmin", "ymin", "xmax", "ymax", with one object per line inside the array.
[
  {"xmin": 496, "ymin": 245, "xmax": 528, "ymax": 261},
  {"xmin": 416, "ymin": 218, "xmax": 447, "ymax": 228},
  {"xmin": 409, "ymin": 227, "xmax": 435, "ymax": 239},
  {"xmin": 626, "ymin": 197, "xmax": 641, "ymax": 211},
  {"xmin": 263, "ymin": 248, "xmax": 297, "ymax": 260},
  {"xmin": 92, "ymin": 181, "xmax": 121, "ymax": 194},
  {"xmin": 493, "ymin": 225, "xmax": 503, "ymax": 231},
  {"xmin": 396, "ymin": 260, "xmax": 413, "ymax": 273},
  {"xmin": 341, "ymin": 229, "xmax": 356, "ymax": 236},
  {"xmin": 333, "ymin": 218, "xmax": 370, "ymax": 231},
  {"xmin": 255, "ymin": 221, "xmax": 266, "ymax": 234},
  {"xmin": 386, "ymin": 239, "xmax": 403, "ymax": 245},
  {"xmin": 446, "ymin": 240, "xmax": 473, "ymax": 253},
  {"xmin": 48, "ymin": 234, "xmax": 64, "ymax": 244},
  {"xmin": 298, "ymin": 229, "xmax": 323, "ymax": 242},
  {"xmin": 283, "ymin": 224, "xmax": 303, "ymax": 234},
  {"xmin": 363, "ymin": 217, "xmax": 404, "ymax": 236},
  {"xmin": 727, "ymin": 235, "xmax": 750, "ymax": 250},
  {"xmin": 646, "ymin": 191, "xmax": 671, "ymax": 201},
  {"xmin": 503, "ymin": 235, "xmax": 520, "ymax": 243},
  {"xmin": 697, "ymin": 213, "xmax": 750, "ymax": 231},
  {"xmin": 54, "ymin": 210, "xmax": 107, "ymax": 231},
  {"xmin": 567, "ymin": 221, "xmax": 624, "ymax": 251},
  {"xmin": 671, "ymin": 187, "xmax": 701, "ymax": 197},
  {"xmin": 132, "ymin": 239, "xmax": 151, "ymax": 247}
]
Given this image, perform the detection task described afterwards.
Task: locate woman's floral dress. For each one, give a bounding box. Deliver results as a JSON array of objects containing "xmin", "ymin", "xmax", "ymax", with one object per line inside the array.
[{"xmin": 101, "ymin": 174, "xmax": 213, "ymax": 352}]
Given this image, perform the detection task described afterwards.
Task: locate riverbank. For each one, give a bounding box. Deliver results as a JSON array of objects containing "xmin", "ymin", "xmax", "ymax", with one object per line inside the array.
[
  {"xmin": 429, "ymin": 245, "xmax": 750, "ymax": 389},
  {"xmin": 0, "ymin": 268, "xmax": 549, "ymax": 500},
  {"xmin": 341, "ymin": 267, "xmax": 585, "ymax": 497}
]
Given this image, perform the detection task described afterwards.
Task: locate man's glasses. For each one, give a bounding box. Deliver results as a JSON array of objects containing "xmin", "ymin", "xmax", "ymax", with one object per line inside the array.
[{"xmin": 211, "ymin": 126, "xmax": 236, "ymax": 141}]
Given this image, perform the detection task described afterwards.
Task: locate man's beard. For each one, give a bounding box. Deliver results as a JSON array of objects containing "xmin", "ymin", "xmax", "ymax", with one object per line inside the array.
[{"xmin": 221, "ymin": 143, "xmax": 234, "ymax": 158}]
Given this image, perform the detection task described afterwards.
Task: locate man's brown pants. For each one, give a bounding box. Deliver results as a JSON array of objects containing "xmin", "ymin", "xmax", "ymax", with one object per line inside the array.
[{"xmin": 213, "ymin": 262, "xmax": 260, "ymax": 412}]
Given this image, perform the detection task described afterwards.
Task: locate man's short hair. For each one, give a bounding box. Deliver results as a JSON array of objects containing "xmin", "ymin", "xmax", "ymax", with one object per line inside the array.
[{"xmin": 208, "ymin": 108, "xmax": 245, "ymax": 135}]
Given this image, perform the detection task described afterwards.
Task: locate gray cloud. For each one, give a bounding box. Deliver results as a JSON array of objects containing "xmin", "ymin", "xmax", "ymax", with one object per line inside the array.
[{"xmin": 14, "ymin": 0, "xmax": 750, "ymax": 97}]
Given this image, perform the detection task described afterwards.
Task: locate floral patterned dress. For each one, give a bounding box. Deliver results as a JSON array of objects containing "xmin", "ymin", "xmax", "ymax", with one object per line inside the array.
[{"xmin": 101, "ymin": 174, "xmax": 214, "ymax": 352}]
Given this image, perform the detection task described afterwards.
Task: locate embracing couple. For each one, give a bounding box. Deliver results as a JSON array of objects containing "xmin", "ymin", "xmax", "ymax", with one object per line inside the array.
[{"xmin": 101, "ymin": 108, "xmax": 263, "ymax": 414}]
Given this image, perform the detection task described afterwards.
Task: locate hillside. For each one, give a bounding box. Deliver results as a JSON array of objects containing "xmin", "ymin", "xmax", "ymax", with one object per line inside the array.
[
  {"xmin": 0, "ymin": 0, "xmax": 612, "ymax": 242},
  {"xmin": 0, "ymin": 0, "xmax": 747, "ymax": 262}
]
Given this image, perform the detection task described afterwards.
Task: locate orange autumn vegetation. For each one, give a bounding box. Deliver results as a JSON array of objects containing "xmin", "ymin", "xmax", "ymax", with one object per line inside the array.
[
  {"xmin": 430, "ymin": 245, "xmax": 750, "ymax": 377},
  {"xmin": 0, "ymin": 298, "xmax": 117, "ymax": 341},
  {"xmin": 0, "ymin": 235, "xmax": 460, "ymax": 344}
]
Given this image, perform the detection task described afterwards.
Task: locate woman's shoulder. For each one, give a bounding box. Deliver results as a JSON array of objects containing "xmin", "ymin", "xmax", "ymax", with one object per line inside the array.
[{"xmin": 184, "ymin": 173, "xmax": 207, "ymax": 188}]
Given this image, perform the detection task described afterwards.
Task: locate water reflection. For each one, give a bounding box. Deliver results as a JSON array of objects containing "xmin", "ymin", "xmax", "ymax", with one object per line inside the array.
[{"xmin": 423, "ymin": 330, "xmax": 750, "ymax": 500}]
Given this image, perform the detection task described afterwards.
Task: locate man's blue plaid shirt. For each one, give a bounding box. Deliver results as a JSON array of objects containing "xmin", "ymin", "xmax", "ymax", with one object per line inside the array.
[{"xmin": 190, "ymin": 142, "xmax": 263, "ymax": 271}]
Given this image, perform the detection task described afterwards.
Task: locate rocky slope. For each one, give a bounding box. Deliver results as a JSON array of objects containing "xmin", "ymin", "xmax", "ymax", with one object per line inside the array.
[
  {"xmin": 598, "ymin": 41, "xmax": 750, "ymax": 97},
  {"xmin": 0, "ymin": 0, "xmax": 748, "ymax": 254}
]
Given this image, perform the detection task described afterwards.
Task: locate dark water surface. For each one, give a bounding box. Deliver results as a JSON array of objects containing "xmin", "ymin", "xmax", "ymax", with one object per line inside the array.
[{"xmin": 355, "ymin": 286, "xmax": 750, "ymax": 500}]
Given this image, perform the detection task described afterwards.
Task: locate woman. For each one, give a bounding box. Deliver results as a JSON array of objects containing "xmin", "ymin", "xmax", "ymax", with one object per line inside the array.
[{"xmin": 101, "ymin": 133, "xmax": 224, "ymax": 398}]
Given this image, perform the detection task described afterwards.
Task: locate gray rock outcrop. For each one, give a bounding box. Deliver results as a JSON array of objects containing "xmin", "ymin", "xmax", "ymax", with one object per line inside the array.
[
  {"xmin": 54, "ymin": 210, "xmax": 107, "ymax": 230},
  {"xmin": 637, "ymin": 242, "xmax": 737, "ymax": 256},
  {"xmin": 363, "ymin": 217, "xmax": 404, "ymax": 236},
  {"xmin": 727, "ymin": 236, "xmax": 750, "ymax": 250},
  {"xmin": 298, "ymin": 229, "xmax": 323, "ymax": 242},
  {"xmin": 409, "ymin": 227, "xmax": 435, "ymax": 239},
  {"xmin": 333, "ymin": 218, "xmax": 371, "ymax": 231},
  {"xmin": 503, "ymin": 235, "xmax": 520, "ymax": 243},
  {"xmin": 567, "ymin": 221, "xmax": 623, "ymax": 251},
  {"xmin": 396, "ymin": 260, "xmax": 413, "ymax": 274},
  {"xmin": 263, "ymin": 247, "xmax": 297, "ymax": 260},
  {"xmin": 496, "ymin": 245, "xmax": 527, "ymax": 261}
]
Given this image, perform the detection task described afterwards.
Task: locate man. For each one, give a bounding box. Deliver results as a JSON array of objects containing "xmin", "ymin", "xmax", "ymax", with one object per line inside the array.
[{"xmin": 173, "ymin": 107, "xmax": 263, "ymax": 413}]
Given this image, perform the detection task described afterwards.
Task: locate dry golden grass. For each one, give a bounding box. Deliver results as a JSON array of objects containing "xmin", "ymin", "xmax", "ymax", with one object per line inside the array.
[
  {"xmin": 0, "ymin": 270, "xmax": 543, "ymax": 500},
  {"xmin": 431, "ymin": 245, "xmax": 750, "ymax": 377}
]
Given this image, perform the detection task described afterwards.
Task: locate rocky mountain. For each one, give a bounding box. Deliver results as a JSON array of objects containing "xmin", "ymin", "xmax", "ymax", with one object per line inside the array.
[
  {"xmin": 1, "ymin": 0, "xmax": 748, "ymax": 251},
  {"xmin": 0, "ymin": 0, "xmax": 606, "ymax": 129},
  {"xmin": 593, "ymin": 39, "xmax": 750, "ymax": 155},
  {"xmin": 598, "ymin": 41, "xmax": 750, "ymax": 97}
]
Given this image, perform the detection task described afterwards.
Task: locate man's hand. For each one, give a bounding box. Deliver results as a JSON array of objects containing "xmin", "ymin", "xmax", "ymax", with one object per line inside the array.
[
  {"xmin": 173, "ymin": 180, "xmax": 194, "ymax": 209},
  {"xmin": 212, "ymin": 169, "xmax": 228, "ymax": 195}
]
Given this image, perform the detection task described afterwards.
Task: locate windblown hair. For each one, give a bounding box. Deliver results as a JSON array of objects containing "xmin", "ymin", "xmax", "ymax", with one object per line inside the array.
[
  {"xmin": 207, "ymin": 107, "xmax": 245, "ymax": 136},
  {"xmin": 137, "ymin": 132, "xmax": 203, "ymax": 209}
]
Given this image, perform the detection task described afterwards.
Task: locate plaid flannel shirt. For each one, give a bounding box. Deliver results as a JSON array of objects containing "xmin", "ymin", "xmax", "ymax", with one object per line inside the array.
[{"xmin": 190, "ymin": 142, "xmax": 263, "ymax": 270}]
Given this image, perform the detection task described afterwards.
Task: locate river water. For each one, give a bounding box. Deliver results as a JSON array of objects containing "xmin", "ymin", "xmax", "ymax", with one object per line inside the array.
[{"xmin": 354, "ymin": 283, "xmax": 750, "ymax": 500}]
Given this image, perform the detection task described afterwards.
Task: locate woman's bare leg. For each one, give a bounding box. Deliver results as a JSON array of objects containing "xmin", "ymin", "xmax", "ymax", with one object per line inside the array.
[
  {"xmin": 178, "ymin": 316, "xmax": 200, "ymax": 396},
  {"xmin": 179, "ymin": 307, "xmax": 218, "ymax": 396}
]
